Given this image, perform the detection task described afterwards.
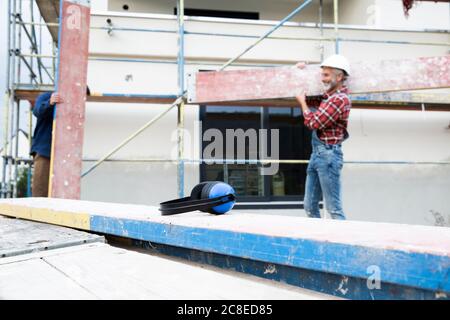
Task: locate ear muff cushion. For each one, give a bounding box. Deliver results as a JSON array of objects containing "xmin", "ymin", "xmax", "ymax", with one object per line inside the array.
[
  {"xmin": 200, "ymin": 181, "xmax": 220, "ymax": 200},
  {"xmin": 190, "ymin": 182, "xmax": 209, "ymax": 200},
  {"xmin": 202, "ymin": 182, "xmax": 236, "ymax": 215}
]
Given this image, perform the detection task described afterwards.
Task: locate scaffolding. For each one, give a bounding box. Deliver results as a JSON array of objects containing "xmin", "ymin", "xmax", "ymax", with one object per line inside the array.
[
  {"xmin": 2, "ymin": 0, "xmax": 450, "ymax": 199},
  {"xmin": 3, "ymin": 0, "xmax": 56, "ymax": 198}
]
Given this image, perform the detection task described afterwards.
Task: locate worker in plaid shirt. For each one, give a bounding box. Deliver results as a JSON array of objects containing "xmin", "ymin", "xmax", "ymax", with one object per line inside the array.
[{"xmin": 295, "ymin": 55, "xmax": 351, "ymax": 220}]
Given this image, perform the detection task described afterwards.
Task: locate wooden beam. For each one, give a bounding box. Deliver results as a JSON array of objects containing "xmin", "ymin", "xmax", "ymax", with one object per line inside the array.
[
  {"xmin": 14, "ymin": 89, "xmax": 450, "ymax": 111},
  {"xmin": 36, "ymin": 0, "xmax": 60, "ymax": 42},
  {"xmin": 0, "ymin": 197, "xmax": 449, "ymax": 299},
  {"xmin": 48, "ymin": 0, "xmax": 90, "ymax": 199},
  {"xmin": 88, "ymin": 93, "xmax": 177, "ymax": 104},
  {"xmin": 193, "ymin": 97, "xmax": 450, "ymax": 111},
  {"xmin": 187, "ymin": 55, "xmax": 450, "ymax": 105},
  {"xmin": 14, "ymin": 90, "xmax": 178, "ymax": 104}
]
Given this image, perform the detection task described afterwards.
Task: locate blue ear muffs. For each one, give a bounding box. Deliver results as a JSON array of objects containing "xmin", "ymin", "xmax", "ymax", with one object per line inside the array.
[{"xmin": 159, "ymin": 181, "xmax": 236, "ymax": 216}]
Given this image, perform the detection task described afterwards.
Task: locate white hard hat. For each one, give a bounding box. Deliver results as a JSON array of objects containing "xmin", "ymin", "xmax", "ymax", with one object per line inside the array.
[{"xmin": 320, "ymin": 54, "xmax": 350, "ymax": 76}]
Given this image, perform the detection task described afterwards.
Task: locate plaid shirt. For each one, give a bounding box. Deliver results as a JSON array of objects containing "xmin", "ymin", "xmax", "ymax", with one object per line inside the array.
[{"xmin": 303, "ymin": 86, "xmax": 351, "ymax": 145}]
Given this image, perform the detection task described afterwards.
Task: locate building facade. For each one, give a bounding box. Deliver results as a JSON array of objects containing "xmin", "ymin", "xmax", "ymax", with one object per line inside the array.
[{"xmin": 4, "ymin": 0, "xmax": 450, "ymax": 226}]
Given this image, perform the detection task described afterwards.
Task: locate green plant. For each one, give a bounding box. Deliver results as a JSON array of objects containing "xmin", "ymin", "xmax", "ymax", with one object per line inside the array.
[{"xmin": 16, "ymin": 166, "xmax": 31, "ymax": 198}]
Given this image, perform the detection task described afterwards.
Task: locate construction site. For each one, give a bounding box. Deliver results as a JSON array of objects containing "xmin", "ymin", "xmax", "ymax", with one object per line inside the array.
[{"xmin": 0, "ymin": 0, "xmax": 449, "ymax": 301}]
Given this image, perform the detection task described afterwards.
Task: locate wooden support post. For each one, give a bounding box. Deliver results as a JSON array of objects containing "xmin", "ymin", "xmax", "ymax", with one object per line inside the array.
[{"xmin": 49, "ymin": 0, "xmax": 90, "ymax": 199}]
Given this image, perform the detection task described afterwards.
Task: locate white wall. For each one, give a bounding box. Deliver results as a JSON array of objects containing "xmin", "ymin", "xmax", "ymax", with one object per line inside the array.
[
  {"xmin": 342, "ymin": 109, "xmax": 450, "ymax": 226},
  {"xmin": 108, "ymin": 0, "xmax": 450, "ymax": 30},
  {"xmin": 377, "ymin": 0, "xmax": 450, "ymax": 29},
  {"xmin": 340, "ymin": 0, "xmax": 450, "ymax": 30},
  {"xmin": 108, "ymin": 0, "xmax": 335, "ymax": 23},
  {"xmin": 89, "ymin": 11, "xmax": 449, "ymax": 64}
]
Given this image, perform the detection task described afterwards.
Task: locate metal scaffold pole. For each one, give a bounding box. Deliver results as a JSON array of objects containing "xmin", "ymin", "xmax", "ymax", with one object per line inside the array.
[
  {"xmin": 319, "ymin": 0, "xmax": 324, "ymax": 61},
  {"xmin": 11, "ymin": 0, "xmax": 23, "ymax": 198},
  {"xmin": 1, "ymin": 93, "xmax": 9, "ymax": 198},
  {"xmin": 13, "ymin": 99, "xmax": 20, "ymax": 198},
  {"xmin": 81, "ymin": 96, "xmax": 184, "ymax": 178},
  {"xmin": 2, "ymin": 0, "xmax": 12, "ymax": 198},
  {"xmin": 219, "ymin": 0, "xmax": 313, "ymax": 71},
  {"xmin": 28, "ymin": 101, "xmax": 32, "ymax": 197},
  {"xmin": 17, "ymin": 0, "xmax": 22, "ymax": 87},
  {"xmin": 334, "ymin": 0, "xmax": 340, "ymax": 53},
  {"xmin": 6, "ymin": 0, "xmax": 18, "ymax": 198},
  {"xmin": 177, "ymin": 0, "xmax": 185, "ymax": 198}
]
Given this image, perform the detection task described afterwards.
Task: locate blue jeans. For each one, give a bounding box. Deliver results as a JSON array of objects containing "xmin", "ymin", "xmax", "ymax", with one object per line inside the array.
[{"xmin": 304, "ymin": 131, "xmax": 346, "ymax": 220}]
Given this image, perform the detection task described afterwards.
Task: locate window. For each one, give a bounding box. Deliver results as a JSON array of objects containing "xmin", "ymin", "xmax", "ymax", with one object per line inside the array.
[
  {"xmin": 200, "ymin": 106, "xmax": 263, "ymax": 199},
  {"xmin": 174, "ymin": 8, "xmax": 259, "ymax": 20},
  {"xmin": 200, "ymin": 106, "xmax": 312, "ymax": 207},
  {"xmin": 267, "ymin": 107, "xmax": 312, "ymax": 199}
]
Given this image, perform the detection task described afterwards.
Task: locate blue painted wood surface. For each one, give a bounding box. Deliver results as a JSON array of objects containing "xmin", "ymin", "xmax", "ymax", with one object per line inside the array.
[{"xmin": 90, "ymin": 216, "xmax": 450, "ymax": 295}]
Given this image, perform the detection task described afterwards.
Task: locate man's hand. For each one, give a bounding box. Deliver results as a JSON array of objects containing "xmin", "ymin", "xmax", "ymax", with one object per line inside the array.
[
  {"xmin": 295, "ymin": 62, "xmax": 307, "ymax": 69},
  {"xmin": 296, "ymin": 90, "xmax": 307, "ymax": 106},
  {"xmin": 50, "ymin": 93, "xmax": 62, "ymax": 106}
]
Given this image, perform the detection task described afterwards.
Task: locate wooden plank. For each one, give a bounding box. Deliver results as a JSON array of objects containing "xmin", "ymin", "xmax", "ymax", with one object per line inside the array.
[
  {"xmin": 0, "ymin": 197, "xmax": 449, "ymax": 298},
  {"xmin": 88, "ymin": 93, "xmax": 177, "ymax": 104},
  {"xmin": 15, "ymin": 88, "xmax": 450, "ymax": 107},
  {"xmin": 187, "ymin": 55, "xmax": 450, "ymax": 104},
  {"xmin": 0, "ymin": 242, "xmax": 328, "ymax": 299},
  {"xmin": 36, "ymin": 0, "xmax": 60, "ymax": 42},
  {"xmin": 0, "ymin": 202, "xmax": 90, "ymax": 230},
  {"xmin": 15, "ymin": 89, "xmax": 178, "ymax": 104},
  {"xmin": 0, "ymin": 215, "xmax": 102, "ymax": 258},
  {"xmin": 186, "ymin": 97, "xmax": 450, "ymax": 110},
  {"xmin": 49, "ymin": 0, "xmax": 91, "ymax": 199}
]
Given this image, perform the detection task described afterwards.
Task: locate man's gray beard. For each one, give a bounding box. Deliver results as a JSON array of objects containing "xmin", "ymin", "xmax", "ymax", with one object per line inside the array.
[{"xmin": 322, "ymin": 80, "xmax": 337, "ymax": 92}]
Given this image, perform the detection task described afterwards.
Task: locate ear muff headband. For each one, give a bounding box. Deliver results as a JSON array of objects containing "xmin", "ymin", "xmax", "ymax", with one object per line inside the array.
[
  {"xmin": 191, "ymin": 182, "xmax": 209, "ymax": 199},
  {"xmin": 159, "ymin": 181, "xmax": 236, "ymax": 216}
]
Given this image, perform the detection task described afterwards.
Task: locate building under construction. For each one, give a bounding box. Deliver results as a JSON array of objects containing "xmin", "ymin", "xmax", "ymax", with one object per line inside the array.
[{"xmin": 0, "ymin": 0, "xmax": 449, "ymax": 300}]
